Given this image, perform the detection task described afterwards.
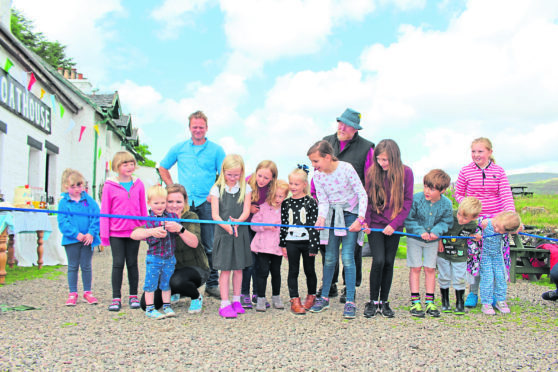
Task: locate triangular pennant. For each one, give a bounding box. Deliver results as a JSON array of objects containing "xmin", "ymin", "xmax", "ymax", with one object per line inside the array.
[
  {"xmin": 39, "ymin": 88, "xmax": 45, "ymax": 99},
  {"xmin": 78, "ymin": 126, "xmax": 86, "ymax": 142},
  {"xmin": 59, "ymin": 104, "xmax": 65, "ymax": 118},
  {"xmin": 93, "ymin": 124, "xmax": 100, "ymax": 135},
  {"xmin": 27, "ymin": 72, "xmax": 36, "ymax": 91},
  {"xmin": 65, "ymin": 119, "xmax": 75, "ymax": 133},
  {"xmin": 50, "ymin": 95, "xmax": 58, "ymax": 116},
  {"xmin": 98, "ymin": 148, "xmax": 102, "ymax": 158},
  {"xmin": 3, "ymin": 58, "xmax": 13, "ymax": 72}
]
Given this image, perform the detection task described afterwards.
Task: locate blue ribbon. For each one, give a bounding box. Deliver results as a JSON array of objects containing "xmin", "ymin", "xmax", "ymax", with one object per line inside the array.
[{"xmin": 2, "ymin": 206, "xmax": 556, "ymax": 242}]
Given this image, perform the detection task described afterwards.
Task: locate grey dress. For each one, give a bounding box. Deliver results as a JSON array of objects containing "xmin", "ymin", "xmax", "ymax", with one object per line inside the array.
[{"xmin": 212, "ymin": 186, "xmax": 252, "ymax": 270}]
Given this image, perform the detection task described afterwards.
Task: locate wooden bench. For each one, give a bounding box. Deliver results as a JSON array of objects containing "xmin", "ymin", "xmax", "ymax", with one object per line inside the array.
[
  {"xmin": 511, "ymin": 186, "xmax": 533, "ymax": 198},
  {"xmin": 509, "ymin": 235, "xmax": 550, "ymax": 283}
]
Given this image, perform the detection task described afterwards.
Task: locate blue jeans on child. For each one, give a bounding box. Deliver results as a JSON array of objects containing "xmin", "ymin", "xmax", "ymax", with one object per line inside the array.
[
  {"xmin": 479, "ymin": 248, "xmax": 507, "ymax": 304},
  {"xmin": 144, "ymin": 255, "xmax": 176, "ymax": 292},
  {"xmin": 65, "ymin": 242, "xmax": 93, "ymax": 293},
  {"xmin": 320, "ymin": 211, "xmax": 358, "ymax": 303}
]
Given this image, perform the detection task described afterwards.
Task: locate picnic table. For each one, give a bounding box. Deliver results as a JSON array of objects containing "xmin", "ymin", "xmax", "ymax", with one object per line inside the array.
[
  {"xmin": 511, "ymin": 186, "xmax": 533, "ymax": 197},
  {"xmin": 509, "ymin": 234, "xmax": 550, "ymax": 283}
]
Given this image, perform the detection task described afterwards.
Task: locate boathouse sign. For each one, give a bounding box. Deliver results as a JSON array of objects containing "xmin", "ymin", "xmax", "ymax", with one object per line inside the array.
[{"xmin": 0, "ymin": 68, "xmax": 51, "ymax": 134}]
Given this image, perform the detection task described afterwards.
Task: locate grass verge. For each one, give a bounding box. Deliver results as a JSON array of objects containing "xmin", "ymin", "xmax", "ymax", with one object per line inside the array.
[{"xmin": 1, "ymin": 265, "xmax": 64, "ymax": 286}]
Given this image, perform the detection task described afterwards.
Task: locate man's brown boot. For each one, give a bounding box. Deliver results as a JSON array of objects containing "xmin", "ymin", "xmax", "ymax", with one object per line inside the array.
[
  {"xmin": 290, "ymin": 297, "xmax": 306, "ymax": 315},
  {"xmin": 303, "ymin": 294, "xmax": 316, "ymax": 311}
]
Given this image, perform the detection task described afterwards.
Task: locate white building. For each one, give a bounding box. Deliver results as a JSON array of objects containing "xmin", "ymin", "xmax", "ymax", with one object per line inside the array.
[{"xmin": 0, "ymin": 15, "xmax": 143, "ymax": 204}]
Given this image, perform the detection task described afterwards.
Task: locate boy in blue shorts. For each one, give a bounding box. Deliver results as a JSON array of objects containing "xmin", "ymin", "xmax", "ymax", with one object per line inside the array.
[{"xmin": 405, "ymin": 169, "xmax": 453, "ymax": 317}]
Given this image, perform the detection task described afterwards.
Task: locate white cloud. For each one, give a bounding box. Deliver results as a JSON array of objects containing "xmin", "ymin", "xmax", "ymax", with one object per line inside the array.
[
  {"xmin": 13, "ymin": 0, "xmax": 126, "ymax": 83},
  {"xmin": 380, "ymin": 0, "xmax": 426, "ymax": 11},
  {"xmin": 356, "ymin": 0, "xmax": 558, "ymax": 179},
  {"xmin": 221, "ymin": 0, "xmax": 375, "ymax": 61},
  {"xmin": 150, "ymin": 0, "xmax": 211, "ymax": 39}
]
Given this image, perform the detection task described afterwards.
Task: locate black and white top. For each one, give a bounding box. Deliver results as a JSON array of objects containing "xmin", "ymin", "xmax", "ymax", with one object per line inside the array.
[{"xmin": 279, "ymin": 195, "xmax": 319, "ymax": 254}]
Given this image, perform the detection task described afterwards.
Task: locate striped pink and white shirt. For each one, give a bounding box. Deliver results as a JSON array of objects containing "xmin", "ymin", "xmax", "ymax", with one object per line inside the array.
[{"xmin": 454, "ymin": 162, "xmax": 515, "ymax": 218}]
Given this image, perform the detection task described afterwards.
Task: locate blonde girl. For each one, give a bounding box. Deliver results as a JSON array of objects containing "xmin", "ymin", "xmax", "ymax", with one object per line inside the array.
[
  {"xmin": 363, "ymin": 139, "xmax": 414, "ymax": 318},
  {"xmin": 241, "ymin": 160, "xmax": 279, "ymax": 308},
  {"xmin": 279, "ymin": 167, "xmax": 319, "ymax": 314},
  {"xmin": 100, "ymin": 151, "xmax": 148, "ymax": 312},
  {"xmin": 210, "ymin": 154, "xmax": 253, "ymax": 318},
  {"xmin": 307, "ymin": 141, "xmax": 368, "ymax": 319},
  {"xmin": 57, "ymin": 169, "xmax": 101, "ymax": 306}
]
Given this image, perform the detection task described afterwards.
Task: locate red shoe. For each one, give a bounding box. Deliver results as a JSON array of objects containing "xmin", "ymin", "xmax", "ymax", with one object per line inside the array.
[
  {"xmin": 303, "ymin": 294, "xmax": 316, "ymax": 311},
  {"xmin": 290, "ymin": 297, "xmax": 306, "ymax": 315},
  {"xmin": 65, "ymin": 292, "xmax": 78, "ymax": 306},
  {"xmin": 83, "ymin": 291, "xmax": 98, "ymax": 305}
]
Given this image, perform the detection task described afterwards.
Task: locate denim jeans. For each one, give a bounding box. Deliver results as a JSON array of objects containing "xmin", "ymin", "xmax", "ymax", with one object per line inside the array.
[
  {"xmin": 64, "ymin": 242, "xmax": 93, "ymax": 293},
  {"xmin": 144, "ymin": 255, "xmax": 176, "ymax": 292},
  {"xmin": 191, "ymin": 201, "xmax": 219, "ymax": 288},
  {"xmin": 321, "ymin": 211, "xmax": 358, "ymax": 302}
]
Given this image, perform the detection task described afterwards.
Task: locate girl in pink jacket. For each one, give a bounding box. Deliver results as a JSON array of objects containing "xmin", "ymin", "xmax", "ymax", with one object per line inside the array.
[
  {"xmin": 250, "ymin": 180, "xmax": 289, "ymax": 312},
  {"xmin": 100, "ymin": 151, "xmax": 148, "ymax": 312}
]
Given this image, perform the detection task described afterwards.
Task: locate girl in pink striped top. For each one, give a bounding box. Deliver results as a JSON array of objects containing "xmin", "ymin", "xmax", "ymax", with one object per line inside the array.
[{"xmin": 454, "ymin": 137, "xmax": 516, "ymax": 307}]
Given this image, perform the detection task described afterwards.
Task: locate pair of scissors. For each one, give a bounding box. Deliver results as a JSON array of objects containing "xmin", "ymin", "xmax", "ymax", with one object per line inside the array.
[{"xmin": 228, "ymin": 217, "xmax": 238, "ymax": 237}]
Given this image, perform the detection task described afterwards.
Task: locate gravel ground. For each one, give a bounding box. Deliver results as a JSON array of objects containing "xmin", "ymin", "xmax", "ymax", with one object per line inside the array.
[{"xmin": 1, "ymin": 243, "xmax": 557, "ymax": 371}]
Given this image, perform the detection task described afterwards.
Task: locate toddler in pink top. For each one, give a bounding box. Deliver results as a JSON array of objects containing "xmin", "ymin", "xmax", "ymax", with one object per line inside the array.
[{"xmin": 250, "ymin": 180, "xmax": 289, "ymax": 311}]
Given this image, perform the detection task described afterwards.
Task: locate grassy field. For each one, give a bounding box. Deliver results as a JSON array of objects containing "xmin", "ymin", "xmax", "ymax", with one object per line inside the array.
[{"xmin": 514, "ymin": 194, "xmax": 558, "ymax": 228}]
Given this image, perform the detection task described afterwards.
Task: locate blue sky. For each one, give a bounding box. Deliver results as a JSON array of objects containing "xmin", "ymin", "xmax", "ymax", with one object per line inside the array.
[{"xmin": 12, "ymin": 0, "xmax": 558, "ymax": 182}]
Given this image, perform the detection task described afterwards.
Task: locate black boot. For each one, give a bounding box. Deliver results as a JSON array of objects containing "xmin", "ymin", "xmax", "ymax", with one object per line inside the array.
[
  {"xmin": 440, "ymin": 288, "xmax": 451, "ymax": 313},
  {"xmin": 454, "ymin": 289, "xmax": 465, "ymax": 315}
]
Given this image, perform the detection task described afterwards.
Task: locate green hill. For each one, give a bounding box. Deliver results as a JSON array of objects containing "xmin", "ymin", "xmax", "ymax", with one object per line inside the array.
[
  {"xmin": 512, "ymin": 178, "xmax": 558, "ymax": 195},
  {"xmin": 507, "ymin": 173, "xmax": 558, "ymax": 184}
]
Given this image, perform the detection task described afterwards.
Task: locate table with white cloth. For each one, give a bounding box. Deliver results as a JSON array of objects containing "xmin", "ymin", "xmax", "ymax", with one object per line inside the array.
[{"xmin": 0, "ymin": 211, "xmax": 66, "ymax": 284}]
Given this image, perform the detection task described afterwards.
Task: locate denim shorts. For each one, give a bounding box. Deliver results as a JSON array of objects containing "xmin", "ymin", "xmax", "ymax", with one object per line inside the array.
[
  {"xmin": 406, "ymin": 238, "xmax": 438, "ymax": 268},
  {"xmin": 144, "ymin": 255, "xmax": 176, "ymax": 292}
]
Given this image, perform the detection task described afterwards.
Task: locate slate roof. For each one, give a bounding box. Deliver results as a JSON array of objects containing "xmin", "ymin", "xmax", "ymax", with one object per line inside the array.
[{"xmin": 87, "ymin": 93, "xmax": 115, "ymax": 108}]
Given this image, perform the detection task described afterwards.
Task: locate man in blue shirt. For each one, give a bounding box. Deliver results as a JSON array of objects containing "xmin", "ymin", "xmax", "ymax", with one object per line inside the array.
[{"xmin": 159, "ymin": 111, "xmax": 226, "ymax": 298}]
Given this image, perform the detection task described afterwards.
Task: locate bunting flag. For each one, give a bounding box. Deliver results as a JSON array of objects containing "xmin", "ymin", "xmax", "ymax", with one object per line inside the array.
[
  {"xmin": 50, "ymin": 95, "xmax": 58, "ymax": 115},
  {"xmin": 93, "ymin": 124, "xmax": 100, "ymax": 135},
  {"xmin": 3, "ymin": 58, "xmax": 13, "ymax": 72},
  {"xmin": 65, "ymin": 119, "xmax": 76, "ymax": 133},
  {"xmin": 39, "ymin": 88, "xmax": 45, "ymax": 99},
  {"xmin": 27, "ymin": 72, "xmax": 36, "ymax": 91},
  {"xmin": 59, "ymin": 103, "xmax": 65, "ymax": 118},
  {"xmin": 78, "ymin": 126, "xmax": 86, "ymax": 142},
  {"xmin": 98, "ymin": 148, "xmax": 102, "ymax": 159}
]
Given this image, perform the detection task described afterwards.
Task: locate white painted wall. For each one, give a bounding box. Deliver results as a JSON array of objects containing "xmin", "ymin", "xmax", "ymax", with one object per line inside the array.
[{"xmin": 0, "ymin": 47, "xmax": 131, "ymax": 204}]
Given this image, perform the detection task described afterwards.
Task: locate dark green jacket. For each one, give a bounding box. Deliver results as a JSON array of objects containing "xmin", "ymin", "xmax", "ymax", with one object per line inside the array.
[
  {"xmin": 175, "ymin": 210, "xmax": 210, "ymax": 279},
  {"xmin": 438, "ymin": 210, "xmax": 479, "ymax": 262}
]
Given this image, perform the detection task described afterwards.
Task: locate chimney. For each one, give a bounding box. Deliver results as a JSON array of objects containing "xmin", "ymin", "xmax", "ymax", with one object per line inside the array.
[
  {"xmin": 63, "ymin": 69, "xmax": 70, "ymax": 79},
  {"xmin": 70, "ymin": 68, "xmax": 76, "ymax": 79},
  {"xmin": 57, "ymin": 67, "xmax": 63, "ymax": 75},
  {"xmin": 78, "ymin": 73, "xmax": 83, "ymax": 79},
  {"xmin": 0, "ymin": 0, "xmax": 12, "ymax": 32}
]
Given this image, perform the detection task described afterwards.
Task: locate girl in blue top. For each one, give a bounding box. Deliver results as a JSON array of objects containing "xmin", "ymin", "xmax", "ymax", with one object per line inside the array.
[{"xmin": 57, "ymin": 169, "xmax": 101, "ymax": 307}]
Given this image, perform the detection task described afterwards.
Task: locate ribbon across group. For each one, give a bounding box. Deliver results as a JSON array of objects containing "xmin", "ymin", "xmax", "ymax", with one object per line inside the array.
[{"xmin": 2, "ymin": 206, "xmax": 557, "ymax": 243}]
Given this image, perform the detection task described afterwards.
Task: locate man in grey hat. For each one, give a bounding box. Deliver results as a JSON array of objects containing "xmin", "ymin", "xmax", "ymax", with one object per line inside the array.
[{"xmin": 313, "ymin": 108, "xmax": 375, "ymax": 301}]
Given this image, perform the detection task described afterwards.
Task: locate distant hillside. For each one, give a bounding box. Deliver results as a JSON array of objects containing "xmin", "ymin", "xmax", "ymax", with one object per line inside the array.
[
  {"xmin": 513, "ymin": 178, "xmax": 558, "ymax": 195},
  {"xmin": 414, "ymin": 173, "xmax": 558, "ymax": 195},
  {"xmin": 507, "ymin": 173, "xmax": 558, "ymax": 184}
]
